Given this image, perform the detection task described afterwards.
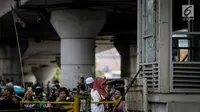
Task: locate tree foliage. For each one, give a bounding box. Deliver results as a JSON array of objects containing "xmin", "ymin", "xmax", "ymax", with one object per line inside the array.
[
  {"xmin": 95, "ymin": 70, "xmax": 104, "ymax": 78},
  {"xmin": 53, "ymin": 68, "xmax": 61, "ymax": 82}
]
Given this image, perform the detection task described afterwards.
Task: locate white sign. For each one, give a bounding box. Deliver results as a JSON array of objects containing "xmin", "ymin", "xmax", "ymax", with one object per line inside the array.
[{"xmin": 182, "ymin": 5, "xmax": 194, "ymax": 21}]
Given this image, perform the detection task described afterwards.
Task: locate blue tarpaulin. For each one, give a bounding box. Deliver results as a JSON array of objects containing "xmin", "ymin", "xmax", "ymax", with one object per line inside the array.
[
  {"xmin": 0, "ymin": 85, "xmax": 25, "ymax": 94},
  {"xmin": 14, "ymin": 85, "xmax": 25, "ymax": 94}
]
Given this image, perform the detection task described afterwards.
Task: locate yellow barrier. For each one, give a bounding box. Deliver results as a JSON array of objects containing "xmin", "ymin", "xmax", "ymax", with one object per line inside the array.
[
  {"xmin": 73, "ymin": 95, "xmax": 80, "ymax": 112},
  {"xmin": 112, "ymin": 96, "xmax": 123, "ymax": 112},
  {"xmin": 21, "ymin": 101, "xmax": 74, "ymax": 104},
  {"xmin": 20, "ymin": 95, "xmax": 136, "ymax": 112},
  {"xmin": 21, "ymin": 100, "xmax": 135, "ymax": 104}
]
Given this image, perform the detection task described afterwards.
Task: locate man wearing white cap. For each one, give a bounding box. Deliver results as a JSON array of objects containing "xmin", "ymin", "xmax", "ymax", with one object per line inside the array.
[
  {"xmin": 86, "ymin": 77, "xmax": 102, "ymax": 112},
  {"xmin": 86, "ymin": 77, "xmax": 94, "ymax": 89}
]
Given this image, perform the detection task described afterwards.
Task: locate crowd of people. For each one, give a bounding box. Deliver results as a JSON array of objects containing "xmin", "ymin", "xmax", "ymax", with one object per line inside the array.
[{"xmin": 0, "ymin": 77, "xmax": 126, "ymax": 112}]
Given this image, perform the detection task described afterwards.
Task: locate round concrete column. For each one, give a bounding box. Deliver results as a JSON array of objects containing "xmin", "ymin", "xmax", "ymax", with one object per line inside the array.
[
  {"xmin": 114, "ymin": 39, "xmax": 131, "ymax": 78},
  {"xmin": 23, "ymin": 65, "xmax": 37, "ymax": 85},
  {"xmin": 51, "ymin": 10, "xmax": 106, "ymax": 89},
  {"xmin": 32, "ymin": 67, "xmax": 57, "ymax": 85},
  {"xmin": 23, "ymin": 65, "xmax": 32, "ymax": 74},
  {"xmin": 24, "ymin": 72, "xmax": 37, "ymax": 85}
]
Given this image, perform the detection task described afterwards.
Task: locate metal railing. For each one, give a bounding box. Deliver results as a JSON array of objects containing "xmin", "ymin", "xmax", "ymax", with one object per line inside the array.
[
  {"xmin": 0, "ymin": 108, "xmax": 70, "ymax": 112},
  {"xmin": 12, "ymin": 95, "xmax": 135, "ymax": 112}
]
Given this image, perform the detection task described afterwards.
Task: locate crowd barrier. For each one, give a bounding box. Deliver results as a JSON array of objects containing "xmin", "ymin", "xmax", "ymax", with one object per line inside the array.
[
  {"xmin": 0, "ymin": 108, "xmax": 70, "ymax": 112},
  {"xmin": 0, "ymin": 95, "xmax": 135, "ymax": 112}
]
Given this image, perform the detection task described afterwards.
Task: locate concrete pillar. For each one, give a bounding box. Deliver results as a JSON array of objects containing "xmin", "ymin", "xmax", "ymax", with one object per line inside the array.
[
  {"xmin": 32, "ymin": 67, "xmax": 57, "ymax": 85},
  {"xmin": 51, "ymin": 10, "xmax": 106, "ymax": 89},
  {"xmin": 114, "ymin": 39, "xmax": 137, "ymax": 78},
  {"xmin": 115, "ymin": 44, "xmax": 130, "ymax": 77},
  {"xmin": 158, "ymin": 0, "xmax": 171, "ymax": 93},
  {"xmin": 24, "ymin": 72, "xmax": 37, "ymax": 85},
  {"xmin": 23, "ymin": 65, "xmax": 37, "ymax": 85},
  {"xmin": 115, "ymin": 44, "xmax": 137, "ymax": 78},
  {"xmin": 130, "ymin": 45, "xmax": 137, "ymax": 77}
]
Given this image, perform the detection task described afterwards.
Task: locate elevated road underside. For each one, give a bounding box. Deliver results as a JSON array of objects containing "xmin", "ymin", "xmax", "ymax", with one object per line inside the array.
[{"xmin": 0, "ymin": 0, "xmax": 137, "ymax": 86}]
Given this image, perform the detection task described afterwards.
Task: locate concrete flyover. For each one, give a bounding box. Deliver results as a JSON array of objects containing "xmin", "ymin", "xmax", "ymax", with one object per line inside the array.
[
  {"xmin": 2, "ymin": 0, "xmax": 200, "ymax": 112},
  {"xmin": 0, "ymin": 0, "xmax": 136, "ymax": 88}
]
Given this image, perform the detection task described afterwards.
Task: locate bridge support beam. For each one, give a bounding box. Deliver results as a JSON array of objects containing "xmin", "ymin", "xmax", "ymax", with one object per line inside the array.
[
  {"xmin": 23, "ymin": 65, "xmax": 37, "ymax": 85},
  {"xmin": 114, "ymin": 39, "xmax": 137, "ymax": 78},
  {"xmin": 51, "ymin": 10, "xmax": 106, "ymax": 89},
  {"xmin": 115, "ymin": 42, "xmax": 130, "ymax": 77},
  {"xmin": 32, "ymin": 67, "xmax": 57, "ymax": 86}
]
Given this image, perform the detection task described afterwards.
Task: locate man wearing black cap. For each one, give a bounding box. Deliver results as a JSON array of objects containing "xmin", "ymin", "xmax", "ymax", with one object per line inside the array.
[{"xmin": 0, "ymin": 86, "xmax": 20, "ymax": 110}]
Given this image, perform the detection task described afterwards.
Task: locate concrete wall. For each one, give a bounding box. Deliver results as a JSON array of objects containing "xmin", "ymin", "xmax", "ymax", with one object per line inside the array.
[
  {"xmin": 149, "ymin": 102, "xmax": 200, "ymax": 112},
  {"xmin": 0, "ymin": 40, "xmax": 26, "ymax": 84},
  {"xmin": 168, "ymin": 102, "xmax": 200, "ymax": 112},
  {"xmin": 150, "ymin": 103, "xmax": 167, "ymax": 112}
]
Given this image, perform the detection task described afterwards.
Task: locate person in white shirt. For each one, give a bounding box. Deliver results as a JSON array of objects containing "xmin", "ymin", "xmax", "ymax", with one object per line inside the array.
[
  {"xmin": 86, "ymin": 77, "xmax": 96, "ymax": 111},
  {"xmin": 90, "ymin": 77, "xmax": 108, "ymax": 112}
]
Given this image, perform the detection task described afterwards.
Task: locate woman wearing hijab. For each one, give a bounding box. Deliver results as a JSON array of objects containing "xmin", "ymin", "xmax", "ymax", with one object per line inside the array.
[
  {"xmin": 91, "ymin": 77, "xmax": 108, "ymax": 112},
  {"xmin": 112, "ymin": 90, "xmax": 127, "ymax": 112}
]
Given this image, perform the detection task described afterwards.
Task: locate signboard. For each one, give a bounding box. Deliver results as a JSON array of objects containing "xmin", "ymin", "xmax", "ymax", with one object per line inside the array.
[{"xmin": 182, "ymin": 5, "xmax": 194, "ymax": 21}]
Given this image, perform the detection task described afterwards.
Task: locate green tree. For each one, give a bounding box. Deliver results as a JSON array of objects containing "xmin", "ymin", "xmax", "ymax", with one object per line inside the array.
[
  {"xmin": 53, "ymin": 68, "xmax": 61, "ymax": 82},
  {"xmin": 95, "ymin": 70, "xmax": 105, "ymax": 78}
]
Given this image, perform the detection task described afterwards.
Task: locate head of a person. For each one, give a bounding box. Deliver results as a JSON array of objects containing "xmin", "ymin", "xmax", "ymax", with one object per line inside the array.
[
  {"xmin": 54, "ymin": 80, "xmax": 59, "ymax": 85},
  {"xmin": 25, "ymin": 93, "xmax": 33, "ymax": 101},
  {"xmin": 10, "ymin": 78, "xmax": 13, "ymax": 83},
  {"xmin": 59, "ymin": 87, "xmax": 68, "ymax": 101},
  {"xmin": 72, "ymin": 88, "xmax": 77, "ymax": 94},
  {"xmin": 26, "ymin": 88, "xmax": 32, "ymax": 95},
  {"xmin": 51, "ymin": 86, "xmax": 57, "ymax": 94},
  {"xmin": 86, "ymin": 77, "xmax": 94, "ymax": 89},
  {"xmin": 35, "ymin": 87, "xmax": 43, "ymax": 98},
  {"xmin": 55, "ymin": 89, "xmax": 59, "ymax": 96},
  {"xmin": 6, "ymin": 79, "xmax": 9, "ymax": 83},
  {"xmin": 93, "ymin": 77, "xmax": 108, "ymax": 98},
  {"xmin": 55, "ymin": 84, "xmax": 60, "ymax": 89},
  {"xmin": 80, "ymin": 77, "xmax": 85, "ymax": 83},
  {"xmin": 3, "ymin": 86, "xmax": 14, "ymax": 96},
  {"xmin": 106, "ymin": 84, "xmax": 111, "ymax": 94},
  {"xmin": 69, "ymin": 91, "xmax": 74, "ymax": 98},
  {"xmin": 114, "ymin": 90, "xmax": 121, "ymax": 99},
  {"xmin": 0, "ymin": 80, "xmax": 4, "ymax": 85}
]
